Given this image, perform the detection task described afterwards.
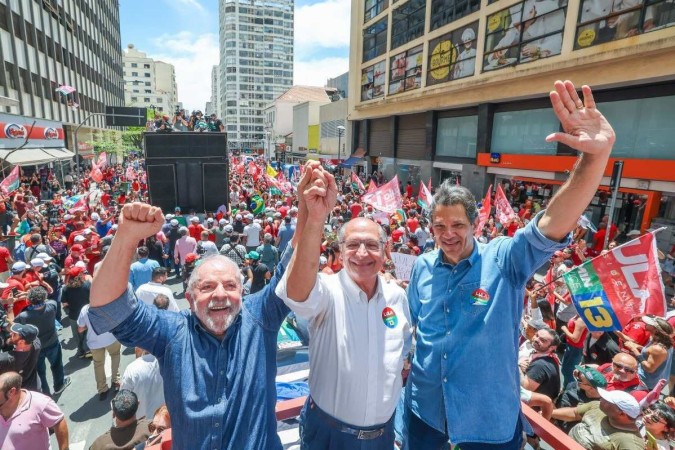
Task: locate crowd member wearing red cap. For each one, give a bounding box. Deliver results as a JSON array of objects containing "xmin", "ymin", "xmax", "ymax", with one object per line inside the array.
[{"xmin": 64, "ymin": 244, "xmax": 87, "ymax": 275}]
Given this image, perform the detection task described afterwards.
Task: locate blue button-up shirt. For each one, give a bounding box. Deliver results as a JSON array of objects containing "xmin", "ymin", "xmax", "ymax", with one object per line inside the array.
[
  {"xmin": 406, "ymin": 213, "xmax": 569, "ymax": 445},
  {"xmin": 89, "ymin": 248, "xmax": 293, "ymax": 450},
  {"xmin": 128, "ymin": 258, "xmax": 160, "ymax": 292}
]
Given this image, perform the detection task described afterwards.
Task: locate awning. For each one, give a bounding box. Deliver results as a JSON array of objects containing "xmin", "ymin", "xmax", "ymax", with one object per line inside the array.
[
  {"xmin": 339, "ymin": 156, "xmax": 362, "ymax": 167},
  {"xmin": 0, "ymin": 147, "xmax": 75, "ymax": 166}
]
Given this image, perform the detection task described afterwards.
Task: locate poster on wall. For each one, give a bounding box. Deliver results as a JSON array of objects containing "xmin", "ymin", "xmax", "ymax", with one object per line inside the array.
[
  {"xmin": 427, "ymin": 21, "xmax": 479, "ymax": 86},
  {"xmin": 389, "ymin": 45, "xmax": 423, "ymax": 94},
  {"xmin": 361, "ymin": 60, "xmax": 387, "ymax": 101}
]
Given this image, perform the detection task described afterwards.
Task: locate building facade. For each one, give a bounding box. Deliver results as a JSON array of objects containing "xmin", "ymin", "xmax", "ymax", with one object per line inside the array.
[
  {"xmin": 123, "ymin": 44, "xmax": 177, "ymax": 115},
  {"xmin": 210, "ymin": 64, "xmax": 219, "ymax": 117},
  {"xmin": 218, "ymin": 0, "xmax": 294, "ymax": 152},
  {"xmin": 348, "ymin": 0, "xmax": 675, "ymax": 247},
  {"xmin": 0, "ymin": 0, "xmax": 124, "ymax": 154}
]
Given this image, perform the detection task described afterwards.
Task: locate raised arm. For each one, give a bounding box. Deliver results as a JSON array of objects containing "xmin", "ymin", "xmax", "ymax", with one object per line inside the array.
[
  {"xmin": 285, "ymin": 167, "xmax": 338, "ymax": 302},
  {"xmin": 91, "ymin": 203, "xmax": 164, "ymax": 307},
  {"xmin": 538, "ymin": 81, "xmax": 616, "ymax": 241}
]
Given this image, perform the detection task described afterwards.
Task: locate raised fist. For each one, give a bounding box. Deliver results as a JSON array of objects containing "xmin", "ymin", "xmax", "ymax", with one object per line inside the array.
[{"xmin": 117, "ymin": 202, "xmax": 164, "ymax": 243}]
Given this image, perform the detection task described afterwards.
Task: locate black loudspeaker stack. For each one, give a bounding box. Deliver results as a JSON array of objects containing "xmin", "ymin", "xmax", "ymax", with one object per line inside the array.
[{"xmin": 144, "ymin": 132, "xmax": 229, "ymax": 213}]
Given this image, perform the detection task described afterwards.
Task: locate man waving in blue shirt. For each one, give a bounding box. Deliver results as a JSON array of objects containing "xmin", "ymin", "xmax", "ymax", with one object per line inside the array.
[{"xmin": 402, "ymin": 80, "xmax": 617, "ymax": 450}]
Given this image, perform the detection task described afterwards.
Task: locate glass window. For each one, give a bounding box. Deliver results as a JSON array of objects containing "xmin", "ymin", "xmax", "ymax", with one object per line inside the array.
[
  {"xmin": 363, "ymin": 18, "xmax": 388, "ymax": 62},
  {"xmin": 391, "ymin": 0, "xmax": 426, "ymax": 49},
  {"xmin": 436, "ymin": 115, "xmax": 478, "ymax": 158},
  {"xmin": 389, "ymin": 45, "xmax": 423, "ymax": 94},
  {"xmin": 131, "ymin": 71, "xmax": 138, "ymax": 76},
  {"xmin": 483, "ymin": 0, "xmax": 568, "ymax": 72},
  {"xmin": 361, "ymin": 60, "xmax": 386, "ymax": 101},
  {"xmin": 491, "ymin": 108, "xmax": 560, "ymax": 154},
  {"xmin": 574, "ymin": 0, "xmax": 674, "ymax": 49},
  {"xmin": 131, "ymin": 63, "xmax": 137, "ymax": 67},
  {"xmin": 430, "ymin": 0, "xmax": 480, "ymax": 31},
  {"xmin": 597, "ymin": 96, "xmax": 675, "ymax": 159},
  {"xmin": 427, "ymin": 21, "xmax": 479, "ymax": 86},
  {"xmin": 365, "ymin": 0, "xmax": 389, "ymax": 22}
]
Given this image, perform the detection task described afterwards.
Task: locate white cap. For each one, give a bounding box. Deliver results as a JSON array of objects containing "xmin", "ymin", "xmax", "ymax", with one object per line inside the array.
[
  {"xmin": 82, "ymin": 228, "xmax": 92, "ymax": 235},
  {"xmin": 235, "ymin": 214, "xmax": 242, "ymax": 220},
  {"xmin": 597, "ymin": 388, "xmax": 640, "ymax": 419},
  {"xmin": 30, "ymin": 258, "xmax": 45, "ymax": 268},
  {"xmin": 190, "ymin": 216, "xmax": 200, "ymax": 223},
  {"xmin": 64, "ymin": 214, "xmax": 73, "ymax": 220},
  {"xmin": 319, "ymin": 256, "xmax": 327, "ymax": 265},
  {"xmin": 165, "ymin": 214, "xmax": 174, "ymax": 220},
  {"xmin": 111, "ymin": 224, "xmax": 118, "ymax": 230},
  {"xmin": 461, "ymin": 27, "xmax": 475, "ymax": 42},
  {"xmin": 36, "ymin": 252, "xmax": 53, "ymax": 261},
  {"xmin": 74, "ymin": 235, "xmax": 86, "ymax": 242},
  {"xmin": 246, "ymin": 213, "xmax": 254, "ymax": 220},
  {"xmin": 75, "ymin": 261, "xmax": 87, "ymax": 269},
  {"xmin": 170, "ymin": 219, "xmax": 179, "ymax": 226},
  {"xmin": 224, "ymin": 224, "xmax": 234, "ymax": 233},
  {"xmin": 266, "ymin": 217, "xmax": 273, "ymax": 223},
  {"xmin": 207, "ymin": 217, "xmax": 214, "ymax": 223},
  {"xmin": 626, "ymin": 230, "xmax": 641, "ymax": 237},
  {"xmin": 218, "ymin": 219, "xmax": 227, "ymax": 225},
  {"xmin": 276, "ymin": 201, "xmax": 283, "ymax": 206},
  {"xmin": 289, "ymin": 207, "xmax": 298, "ymax": 213},
  {"xmin": 90, "ymin": 212, "xmax": 100, "ymax": 221}
]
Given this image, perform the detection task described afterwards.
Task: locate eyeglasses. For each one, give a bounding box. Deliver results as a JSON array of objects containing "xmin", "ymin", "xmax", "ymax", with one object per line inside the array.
[
  {"xmin": 613, "ymin": 361, "xmax": 637, "ymax": 374},
  {"xmin": 339, "ymin": 239, "xmax": 385, "ymax": 252},
  {"xmin": 148, "ymin": 422, "xmax": 167, "ymax": 434},
  {"xmin": 644, "ymin": 412, "xmax": 668, "ymax": 427}
]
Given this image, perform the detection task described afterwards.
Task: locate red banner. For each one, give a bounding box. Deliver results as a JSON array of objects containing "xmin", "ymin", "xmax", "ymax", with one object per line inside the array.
[
  {"xmin": 367, "ymin": 180, "xmax": 377, "ymax": 193},
  {"xmin": 563, "ymin": 231, "xmax": 667, "ymax": 331},
  {"xmin": 0, "ymin": 166, "xmax": 20, "ymax": 195},
  {"xmin": 417, "ymin": 180, "xmax": 433, "ymax": 210},
  {"xmin": 494, "ymin": 184, "xmax": 516, "ymax": 225},
  {"xmin": 361, "ymin": 175, "xmax": 402, "ymax": 214},
  {"xmin": 474, "ymin": 185, "xmax": 492, "ymax": 238}
]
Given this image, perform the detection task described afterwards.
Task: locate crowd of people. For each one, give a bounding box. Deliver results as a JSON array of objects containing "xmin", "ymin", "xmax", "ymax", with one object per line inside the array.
[
  {"xmin": 0, "ymin": 80, "xmax": 674, "ymax": 450},
  {"xmin": 147, "ymin": 109, "xmax": 224, "ymax": 133}
]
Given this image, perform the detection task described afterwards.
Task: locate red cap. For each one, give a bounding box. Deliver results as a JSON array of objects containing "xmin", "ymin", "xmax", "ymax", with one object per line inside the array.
[
  {"xmin": 69, "ymin": 266, "xmax": 85, "ymax": 277},
  {"xmin": 185, "ymin": 253, "xmax": 198, "ymax": 264},
  {"xmin": 71, "ymin": 244, "xmax": 84, "ymax": 253}
]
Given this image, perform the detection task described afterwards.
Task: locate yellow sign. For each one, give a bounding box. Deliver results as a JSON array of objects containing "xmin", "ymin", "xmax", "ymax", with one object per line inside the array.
[
  {"xmin": 578, "ymin": 296, "xmax": 614, "ymax": 328},
  {"xmin": 429, "ymin": 40, "xmax": 456, "ymax": 80},
  {"xmin": 488, "ymin": 14, "xmax": 502, "ymax": 32},
  {"xmin": 577, "ymin": 29, "xmax": 596, "ymax": 48}
]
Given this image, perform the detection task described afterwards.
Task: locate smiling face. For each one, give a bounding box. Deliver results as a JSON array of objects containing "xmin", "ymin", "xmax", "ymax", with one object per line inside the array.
[
  {"xmin": 431, "ymin": 204, "xmax": 476, "ymax": 265},
  {"xmin": 186, "ymin": 258, "xmax": 243, "ymax": 339},
  {"xmin": 340, "ymin": 218, "xmax": 385, "ymax": 292}
]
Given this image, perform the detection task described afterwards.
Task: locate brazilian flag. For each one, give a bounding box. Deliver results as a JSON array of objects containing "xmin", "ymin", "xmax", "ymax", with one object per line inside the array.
[{"xmin": 250, "ymin": 195, "xmax": 265, "ymax": 215}]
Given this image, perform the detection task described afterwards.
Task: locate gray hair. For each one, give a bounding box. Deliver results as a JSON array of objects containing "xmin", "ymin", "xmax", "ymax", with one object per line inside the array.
[
  {"xmin": 153, "ymin": 293, "xmax": 170, "ymax": 310},
  {"xmin": 263, "ymin": 233, "xmax": 273, "ymax": 244},
  {"xmin": 430, "ymin": 181, "xmax": 478, "ymax": 224},
  {"xmin": 186, "ymin": 254, "xmax": 242, "ymax": 298}
]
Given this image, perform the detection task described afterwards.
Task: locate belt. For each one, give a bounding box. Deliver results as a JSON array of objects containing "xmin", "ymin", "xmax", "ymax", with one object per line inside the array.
[{"xmin": 308, "ymin": 398, "xmax": 386, "ymax": 440}]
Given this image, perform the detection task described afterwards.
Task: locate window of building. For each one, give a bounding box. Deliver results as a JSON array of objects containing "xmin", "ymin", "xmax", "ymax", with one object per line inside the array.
[
  {"xmin": 574, "ymin": 0, "xmax": 674, "ymax": 49},
  {"xmin": 0, "ymin": 3, "xmax": 7, "ymax": 32},
  {"xmin": 131, "ymin": 97, "xmax": 138, "ymax": 102},
  {"xmin": 11, "ymin": 12, "xmax": 22, "ymax": 40},
  {"xmin": 144, "ymin": 73, "xmax": 151, "ymax": 77},
  {"xmin": 391, "ymin": 0, "xmax": 426, "ymax": 50},
  {"xmin": 133, "ymin": 89, "xmax": 139, "ymax": 93},
  {"xmin": 430, "ymin": 0, "xmax": 480, "ymax": 31},
  {"xmin": 144, "ymin": 64, "xmax": 150, "ymax": 69},
  {"xmin": 365, "ymin": 0, "xmax": 389, "ymax": 22},
  {"xmin": 4, "ymin": 63, "xmax": 16, "ymax": 90},
  {"xmin": 597, "ymin": 96, "xmax": 675, "ymax": 159},
  {"xmin": 427, "ymin": 21, "xmax": 479, "ymax": 86},
  {"xmin": 131, "ymin": 63, "xmax": 137, "ymax": 67},
  {"xmin": 131, "ymin": 71, "xmax": 138, "ymax": 76},
  {"xmin": 361, "ymin": 60, "xmax": 386, "ymax": 101},
  {"xmin": 491, "ymin": 108, "xmax": 559, "ymax": 154},
  {"xmin": 144, "ymin": 97, "xmax": 150, "ymax": 102},
  {"xmin": 436, "ymin": 115, "xmax": 478, "ymax": 158},
  {"xmin": 483, "ymin": 0, "xmax": 568, "ymax": 72},
  {"xmin": 157, "ymin": 98, "xmax": 163, "ymax": 103},
  {"xmin": 145, "ymin": 82, "xmax": 151, "ymax": 86},
  {"xmin": 362, "ymin": 18, "xmax": 388, "ymax": 62},
  {"xmin": 144, "ymin": 89, "xmax": 151, "ymax": 93},
  {"xmin": 389, "ymin": 45, "xmax": 423, "ymax": 94}
]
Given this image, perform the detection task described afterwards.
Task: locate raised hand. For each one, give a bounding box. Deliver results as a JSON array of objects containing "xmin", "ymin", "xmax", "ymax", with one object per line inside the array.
[
  {"xmin": 303, "ymin": 167, "xmax": 338, "ymax": 222},
  {"xmin": 546, "ymin": 80, "xmax": 615, "ymax": 157},
  {"xmin": 118, "ymin": 202, "xmax": 164, "ymax": 243}
]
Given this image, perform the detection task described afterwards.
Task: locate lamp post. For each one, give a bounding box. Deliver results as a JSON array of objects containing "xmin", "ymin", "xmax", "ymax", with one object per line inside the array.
[{"xmin": 337, "ymin": 125, "xmax": 345, "ymax": 161}]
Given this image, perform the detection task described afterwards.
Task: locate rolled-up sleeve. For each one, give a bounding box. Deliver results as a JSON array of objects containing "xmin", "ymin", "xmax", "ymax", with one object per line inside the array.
[
  {"xmin": 88, "ymin": 283, "xmax": 138, "ymax": 335},
  {"xmin": 275, "ymin": 272, "xmax": 332, "ymax": 320}
]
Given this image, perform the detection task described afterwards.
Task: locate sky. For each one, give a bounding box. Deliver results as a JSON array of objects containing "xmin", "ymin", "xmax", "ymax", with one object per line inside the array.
[{"xmin": 119, "ymin": 0, "xmax": 351, "ymax": 112}]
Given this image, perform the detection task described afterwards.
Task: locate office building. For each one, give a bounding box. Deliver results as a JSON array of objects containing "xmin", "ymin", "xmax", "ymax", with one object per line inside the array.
[
  {"xmin": 218, "ymin": 0, "xmax": 294, "ymax": 151},
  {"xmin": 123, "ymin": 44, "xmax": 178, "ymax": 115}
]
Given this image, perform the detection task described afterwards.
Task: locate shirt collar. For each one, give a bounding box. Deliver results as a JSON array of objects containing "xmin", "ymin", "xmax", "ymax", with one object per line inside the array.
[
  {"xmin": 433, "ymin": 239, "xmax": 480, "ymax": 269},
  {"xmin": 338, "ymin": 269, "xmax": 383, "ymax": 302}
]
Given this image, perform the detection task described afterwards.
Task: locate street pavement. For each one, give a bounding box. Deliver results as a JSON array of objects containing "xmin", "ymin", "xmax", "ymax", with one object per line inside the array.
[{"xmin": 49, "ymin": 275, "xmax": 187, "ymax": 450}]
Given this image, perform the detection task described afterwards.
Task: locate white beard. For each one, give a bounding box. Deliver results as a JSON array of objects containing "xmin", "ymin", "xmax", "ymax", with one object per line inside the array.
[{"xmin": 195, "ymin": 299, "xmax": 240, "ymax": 335}]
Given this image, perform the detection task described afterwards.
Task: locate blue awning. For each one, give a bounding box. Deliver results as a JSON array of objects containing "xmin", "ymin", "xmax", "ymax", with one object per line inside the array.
[{"xmin": 339, "ymin": 156, "xmax": 362, "ymax": 167}]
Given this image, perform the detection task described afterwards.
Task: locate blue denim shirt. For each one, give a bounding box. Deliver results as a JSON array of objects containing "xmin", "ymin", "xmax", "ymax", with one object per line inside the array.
[
  {"xmin": 406, "ymin": 213, "xmax": 569, "ymax": 445},
  {"xmin": 89, "ymin": 248, "xmax": 293, "ymax": 450}
]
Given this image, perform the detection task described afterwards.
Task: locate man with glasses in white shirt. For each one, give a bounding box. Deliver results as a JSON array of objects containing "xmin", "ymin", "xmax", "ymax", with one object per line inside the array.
[{"xmin": 276, "ymin": 166, "xmax": 412, "ymax": 449}]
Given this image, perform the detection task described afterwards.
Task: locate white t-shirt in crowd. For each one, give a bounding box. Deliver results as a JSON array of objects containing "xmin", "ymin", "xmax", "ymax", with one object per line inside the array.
[
  {"xmin": 243, "ymin": 222, "xmax": 262, "ymax": 247},
  {"xmin": 77, "ymin": 305, "xmax": 117, "ymax": 349},
  {"xmin": 135, "ymin": 282, "xmax": 180, "ymax": 312},
  {"xmin": 198, "ymin": 240, "xmax": 219, "ymax": 257},
  {"xmin": 120, "ymin": 354, "xmax": 165, "ymax": 420}
]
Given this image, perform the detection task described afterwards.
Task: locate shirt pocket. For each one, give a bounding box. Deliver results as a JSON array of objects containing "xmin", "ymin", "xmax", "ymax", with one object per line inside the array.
[{"xmin": 458, "ymin": 281, "xmax": 490, "ymax": 318}]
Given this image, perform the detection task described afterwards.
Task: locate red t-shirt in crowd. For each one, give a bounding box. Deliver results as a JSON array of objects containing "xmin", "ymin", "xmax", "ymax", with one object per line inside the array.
[
  {"xmin": 188, "ymin": 224, "xmax": 204, "ymax": 241},
  {"xmin": 621, "ymin": 320, "xmax": 650, "ymax": 348},
  {"xmin": 406, "ymin": 184, "xmax": 413, "ymax": 198},
  {"xmin": 101, "ymin": 192, "xmax": 111, "ymax": 207},
  {"xmin": 0, "ymin": 246, "xmax": 10, "ymax": 273},
  {"xmin": 2, "ymin": 278, "xmax": 27, "ymax": 317},
  {"xmin": 507, "ymin": 221, "xmax": 519, "ymax": 237},
  {"xmin": 406, "ymin": 218, "xmax": 419, "ymax": 233},
  {"xmin": 391, "ymin": 228, "xmax": 404, "ymax": 243},
  {"xmin": 350, "ymin": 203, "xmax": 362, "ymax": 219},
  {"xmin": 278, "ymin": 206, "xmax": 289, "ymax": 218}
]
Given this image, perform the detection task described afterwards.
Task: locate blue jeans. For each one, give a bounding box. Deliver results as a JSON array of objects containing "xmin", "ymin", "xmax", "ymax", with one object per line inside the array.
[
  {"xmin": 37, "ymin": 341, "xmax": 65, "ymax": 395},
  {"xmin": 403, "ymin": 406, "xmax": 523, "ymax": 450},
  {"xmin": 300, "ymin": 397, "xmax": 394, "ymax": 450},
  {"xmin": 561, "ymin": 345, "xmax": 583, "ymax": 387}
]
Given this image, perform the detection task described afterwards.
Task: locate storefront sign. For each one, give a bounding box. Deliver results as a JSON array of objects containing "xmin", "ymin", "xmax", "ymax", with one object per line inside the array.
[
  {"xmin": 490, "ymin": 152, "xmax": 501, "ymax": 163},
  {"xmin": 0, "ymin": 113, "xmax": 65, "ymax": 149}
]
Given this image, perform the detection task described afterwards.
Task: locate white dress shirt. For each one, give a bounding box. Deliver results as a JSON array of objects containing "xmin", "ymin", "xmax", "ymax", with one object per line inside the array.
[
  {"xmin": 135, "ymin": 282, "xmax": 180, "ymax": 312},
  {"xmin": 120, "ymin": 354, "xmax": 165, "ymax": 420},
  {"xmin": 77, "ymin": 305, "xmax": 117, "ymax": 350},
  {"xmin": 276, "ymin": 270, "xmax": 412, "ymax": 427}
]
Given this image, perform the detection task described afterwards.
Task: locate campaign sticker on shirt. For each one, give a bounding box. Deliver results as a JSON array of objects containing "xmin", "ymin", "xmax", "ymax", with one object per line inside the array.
[
  {"xmin": 470, "ymin": 288, "xmax": 490, "ymax": 306},
  {"xmin": 382, "ymin": 307, "xmax": 398, "ymax": 328}
]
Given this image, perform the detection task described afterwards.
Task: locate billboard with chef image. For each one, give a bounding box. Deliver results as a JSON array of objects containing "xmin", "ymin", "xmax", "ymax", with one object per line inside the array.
[
  {"xmin": 484, "ymin": 0, "xmax": 568, "ymax": 71},
  {"xmin": 427, "ymin": 21, "xmax": 479, "ymax": 86}
]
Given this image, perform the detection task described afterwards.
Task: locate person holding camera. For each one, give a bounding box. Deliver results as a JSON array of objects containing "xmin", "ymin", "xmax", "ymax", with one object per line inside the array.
[
  {"xmin": 153, "ymin": 114, "xmax": 173, "ymax": 133},
  {"xmin": 207, "ymin": 113, "xmax": 224, "ymax": 132},
  {"xmin": 172, "ymin": 109, "xmax": 188, "ymax": 132}
]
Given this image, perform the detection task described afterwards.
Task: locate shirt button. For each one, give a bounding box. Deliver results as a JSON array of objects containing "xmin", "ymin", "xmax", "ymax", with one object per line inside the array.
[
  {"xmin": 443, "ymin": 353, "xmax": 447, "ymax": 359},
  {"xmin": 220, "ymin": 370, "xmax": 224, "ymax": 375},
  {"xmin": 446, "ymin": 330, "xmax": 451, "ymax": 336},
  {"xmin": 443, "ymin": 377, "xmax": 448, "ymax": 383},
  {"xmin": 445, "ymin": 308, "xmax": 450, "ymax": 313},
  {"xmin": 214, "ymin": 422, "xmax": 220, "ymax": 428},
  {"xmin": 217, "ymin": 397, "xmax": 222, "ymax": 402}
]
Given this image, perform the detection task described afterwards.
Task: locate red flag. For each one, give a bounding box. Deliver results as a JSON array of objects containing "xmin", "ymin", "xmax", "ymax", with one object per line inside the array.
[
  {"xmin": 417, "ymin": 181, "xmax": 433, "ymax": 210},
  {"xmin": 474, "ymin": 185, "xmax": 492, "ymax": 238},
  {"xmin": 96, "ymin": 152, "xmax": 107, "ymax": 169},
  {"xmin": 494, "ymin": 184, "xmax": 516, "ymax": 225},
  {"xmin": 68, "ymin": 196, "xmax": 88, "ymax": 214},
  {"xmin": 0, "ymin": 166, "xmax": 20, "ymax": 195},
  {"xmin": 362, "ymin": 175, "xmax": 402, "ymax": 214},
  {"xmin": 351, "ymin": 172, "xmax": 365, "ymax": 193},
  {"xmin": 367, "ymin": 180, "xmax": 377, "ymax": 193},
  {"xmin": 564, "ymin": 230, "xmax": 667, "ymax": 331}
]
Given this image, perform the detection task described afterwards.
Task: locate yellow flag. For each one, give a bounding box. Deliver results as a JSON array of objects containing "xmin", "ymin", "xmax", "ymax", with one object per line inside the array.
[{"xmin": 266, "ymin": 164, "xmax": 278, "ymax": 178}]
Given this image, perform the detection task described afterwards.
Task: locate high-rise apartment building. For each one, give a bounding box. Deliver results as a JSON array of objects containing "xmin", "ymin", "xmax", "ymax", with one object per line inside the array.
[
  {"xmin": 123, "ymin": 44, "xmax": 178, "ymax": 115},
  {"xmin": 0, "ymin": 0, "xmax": 124, "ymax": 151},
  {"xmin": 218, "ymin": 0, "xmax": 294, "ymax": 151},
  {"xmin": 209, "ymin": 65, "xmax": 219, "ymax": 117}
]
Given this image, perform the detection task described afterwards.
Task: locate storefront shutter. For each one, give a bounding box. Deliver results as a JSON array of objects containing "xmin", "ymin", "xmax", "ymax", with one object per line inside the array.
[
  {"xmin": 369, "ymin": 118, "xmax": 393, "ymax": 157},
  {"xmin": 396, "ymin": 113, "xmax": 426, "ymax": 160}
]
